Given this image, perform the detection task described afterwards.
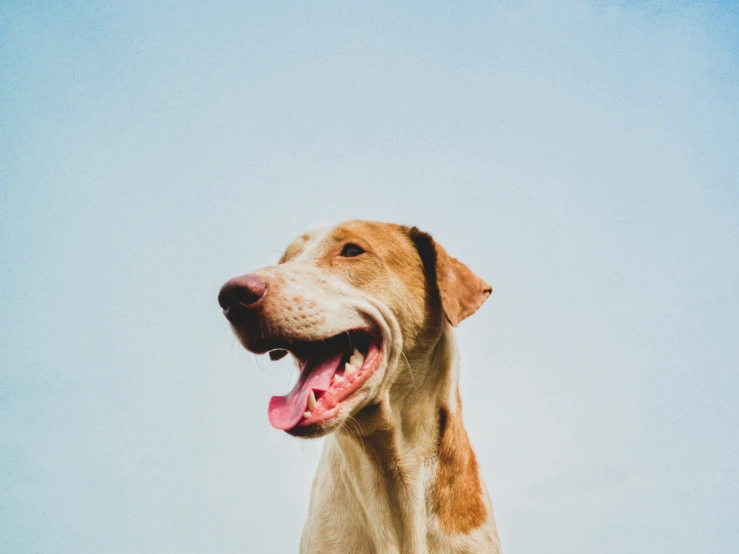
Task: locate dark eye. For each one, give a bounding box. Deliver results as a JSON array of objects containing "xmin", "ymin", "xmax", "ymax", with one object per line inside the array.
[{"xmin": 340, "ymin": 243, "xmax": 365, "ymax": 257}]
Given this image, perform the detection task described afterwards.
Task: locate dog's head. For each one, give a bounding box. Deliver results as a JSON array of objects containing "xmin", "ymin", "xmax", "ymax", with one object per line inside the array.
[{"xmin": 218, "ymin": 220, "xmax": 491, "ymax": 438}]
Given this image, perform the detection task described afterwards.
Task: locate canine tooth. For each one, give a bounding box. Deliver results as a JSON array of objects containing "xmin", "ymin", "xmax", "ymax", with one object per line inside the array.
[
  {"xmin": 344, "ymin": 362, "xmax": 357, "ymax": 376},
  {"xmin": 304, "ymin": 411, "xmax": 311, "ymax": 418},
  {"xmin": 308, "ymin": 390, "xmax": 317, "ymax": 411},
  {"xmin": 349, "ymin": 348, "xmax": 364, "ymax": 368},
  {"xmin": 333, "ymin": 373, "xmax": 345, "ymax": 384}
]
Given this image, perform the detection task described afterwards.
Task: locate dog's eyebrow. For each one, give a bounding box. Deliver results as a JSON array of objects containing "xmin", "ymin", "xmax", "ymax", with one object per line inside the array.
[
  {"xmin": 325, "ymin": 227, "xmax": 358, "ymax": 243},
  {"xmin": 328, "ymin": 222, "xmax": 389, "ymax": 249}
]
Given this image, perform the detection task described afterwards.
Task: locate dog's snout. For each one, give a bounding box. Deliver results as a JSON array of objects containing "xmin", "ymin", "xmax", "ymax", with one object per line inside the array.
[{"xmin": 218, "ymin": 274, "xmax": 267, "ymax": 317}]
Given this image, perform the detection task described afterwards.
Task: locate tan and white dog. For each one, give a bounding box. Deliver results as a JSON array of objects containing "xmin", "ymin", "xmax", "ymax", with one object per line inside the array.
[{"xmin": 218, "ymin": 220, "xmax": 502, "ymax": 554}]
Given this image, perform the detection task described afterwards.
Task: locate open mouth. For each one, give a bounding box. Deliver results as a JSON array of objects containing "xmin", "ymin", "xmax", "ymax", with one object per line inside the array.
[{"xmin": 266, "ymin": 330, "xmax": 382, "ymax": 431}]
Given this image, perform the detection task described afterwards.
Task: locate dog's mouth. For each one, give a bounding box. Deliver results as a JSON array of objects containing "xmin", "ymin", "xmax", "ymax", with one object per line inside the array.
[{"xmin": 265, "ymin": 329, "xmax": 383, "ymax": 432}]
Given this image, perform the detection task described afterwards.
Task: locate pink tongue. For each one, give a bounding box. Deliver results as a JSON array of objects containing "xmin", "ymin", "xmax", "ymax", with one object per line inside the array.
[{"xmin": 268, "ymin": 351, "xmax": 344, "ymax": 430}]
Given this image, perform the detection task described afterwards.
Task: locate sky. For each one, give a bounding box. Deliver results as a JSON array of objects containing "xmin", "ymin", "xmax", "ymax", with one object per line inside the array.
[{"xmin": 1, "ymin": 1, "xmax": 738, "ymax": 552}]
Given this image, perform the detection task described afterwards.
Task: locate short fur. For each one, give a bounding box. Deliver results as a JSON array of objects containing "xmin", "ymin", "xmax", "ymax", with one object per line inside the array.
[{"xmin": 221, "ymin": 220, "xmax": 502, "ymax": 553}]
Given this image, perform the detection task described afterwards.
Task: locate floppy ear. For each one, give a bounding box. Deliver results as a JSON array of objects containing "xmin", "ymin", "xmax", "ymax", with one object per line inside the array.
[{"xmin": 409, "ymin": 227, "xmax": 492, "ymax": 327}]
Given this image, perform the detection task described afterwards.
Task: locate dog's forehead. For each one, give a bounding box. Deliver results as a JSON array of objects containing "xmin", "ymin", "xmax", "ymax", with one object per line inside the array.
[
  {"xmin": 331, "ymin": 220, "xmax": 410, "ymax": 248},
  {"xmin": 278, "ymin": 226, "xmax": 332, "ymax": 262},
  {"xmin": 279, "ymin": 220, "xmax": 412, "ymax": 263},
  {"xmin": 298, "ymin": 226, "xmax": 333, "ymax": 254}
]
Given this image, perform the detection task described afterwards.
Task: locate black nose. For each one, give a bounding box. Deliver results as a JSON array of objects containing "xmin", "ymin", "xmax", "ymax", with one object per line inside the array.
[{"xmin": 218, "ymin": 274, "xmax": 267, "ymax": 318}]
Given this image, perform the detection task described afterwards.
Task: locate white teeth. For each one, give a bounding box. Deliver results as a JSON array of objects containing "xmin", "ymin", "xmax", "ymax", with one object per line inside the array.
[
  {"xmin": 304, "ymin": 411, "xmax": 311, "ymax": 418},
  {"xmin": 308, "ymin": 390, "xmax": 317, "ymax": 411},
  {"xmin": 333, "ymin": 373, "xmax": 345, "ymax": 384},
  {"xmin": 344, "ymin": 362, "xmax": 357, "ymax": 376},
  {"xmin": 349, "ymin": 348, "xmax": 364, "ymax": 368}
]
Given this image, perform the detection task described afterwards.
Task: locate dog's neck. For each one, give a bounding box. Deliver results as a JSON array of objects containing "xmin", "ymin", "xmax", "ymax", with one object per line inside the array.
[{"xmin": 315, "ymin": 328, "xmax": 495, "ymax": 553}]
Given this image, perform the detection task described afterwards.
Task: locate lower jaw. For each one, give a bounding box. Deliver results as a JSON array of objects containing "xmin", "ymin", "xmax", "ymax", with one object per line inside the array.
[
  {"xmin": 288, "ymin": 351, "xmax": 384, "ymax": 437},
  {"xmin": 287, "ymin": 397, "xmax": 387, "ymax": 439},
  {"xmin": 285, "ymin": 417, "xmax": 342, "ymax": 438}
]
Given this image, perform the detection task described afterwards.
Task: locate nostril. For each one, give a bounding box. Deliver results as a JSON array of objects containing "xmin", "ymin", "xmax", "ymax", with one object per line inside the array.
[
  {"xmin": 232, "ymin": 283, "xmax": 264, "ymax": 306},
  {"xmin": 218, "ymin": 274, "xmax": 267, "ymax": 312}
]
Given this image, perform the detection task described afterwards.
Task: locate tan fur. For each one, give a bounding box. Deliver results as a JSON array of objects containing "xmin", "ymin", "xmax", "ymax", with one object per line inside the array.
[
  {"xmin": 223, "ymin": 220, "xmax": 502, "ymax": 553},
  {"xmin": 432, "ymin": 391, "xmax": 488, "ymax": 534}
]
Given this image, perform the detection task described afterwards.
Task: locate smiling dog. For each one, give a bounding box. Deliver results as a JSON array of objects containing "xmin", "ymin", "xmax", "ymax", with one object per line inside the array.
[{"xmin": 218, "ymin": 220, "xmax": 502, "ymax": 553}]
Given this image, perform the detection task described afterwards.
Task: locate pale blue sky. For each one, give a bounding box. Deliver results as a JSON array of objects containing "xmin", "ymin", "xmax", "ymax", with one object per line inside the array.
[{"xmin": 1, "ymin": 1, "xmax": 738, "ymax": 553}]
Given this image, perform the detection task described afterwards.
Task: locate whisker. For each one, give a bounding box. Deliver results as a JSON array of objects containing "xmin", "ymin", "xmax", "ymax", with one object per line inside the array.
[
  {"xmin": 254, "ymin": 351, "xmax": 267, "ymax": 373},
  {"xmin": 400, "ymin": 350, "xmax": 415, "ymax": 388},
  {"xmin": 345, "ymin": 415, "xmax": 365, "ymax": 453}
]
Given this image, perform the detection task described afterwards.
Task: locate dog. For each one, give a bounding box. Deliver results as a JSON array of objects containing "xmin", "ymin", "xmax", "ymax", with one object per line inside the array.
[{"xmin": 218, "ymin": 220, "xmax": 502, "ymax": 553}]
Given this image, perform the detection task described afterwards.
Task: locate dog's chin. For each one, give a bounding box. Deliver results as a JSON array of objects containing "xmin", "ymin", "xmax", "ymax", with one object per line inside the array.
[
  {"xmin": 286, "ymin": 419, "xmax": 362, "ymax": 439},
  {"xmin": 285, "ymin": 414, "xmax": 343, "ymax": 438}
]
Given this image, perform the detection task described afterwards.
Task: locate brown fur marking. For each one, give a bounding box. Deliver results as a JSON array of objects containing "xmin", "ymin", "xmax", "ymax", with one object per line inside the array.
[
  {"xmin": 409, "ymin": 227, "xmax": 492, "ymax": 327},
  {"xmin": 431, "ymin": 393, "xmax": 487, "ymax": 534}
]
